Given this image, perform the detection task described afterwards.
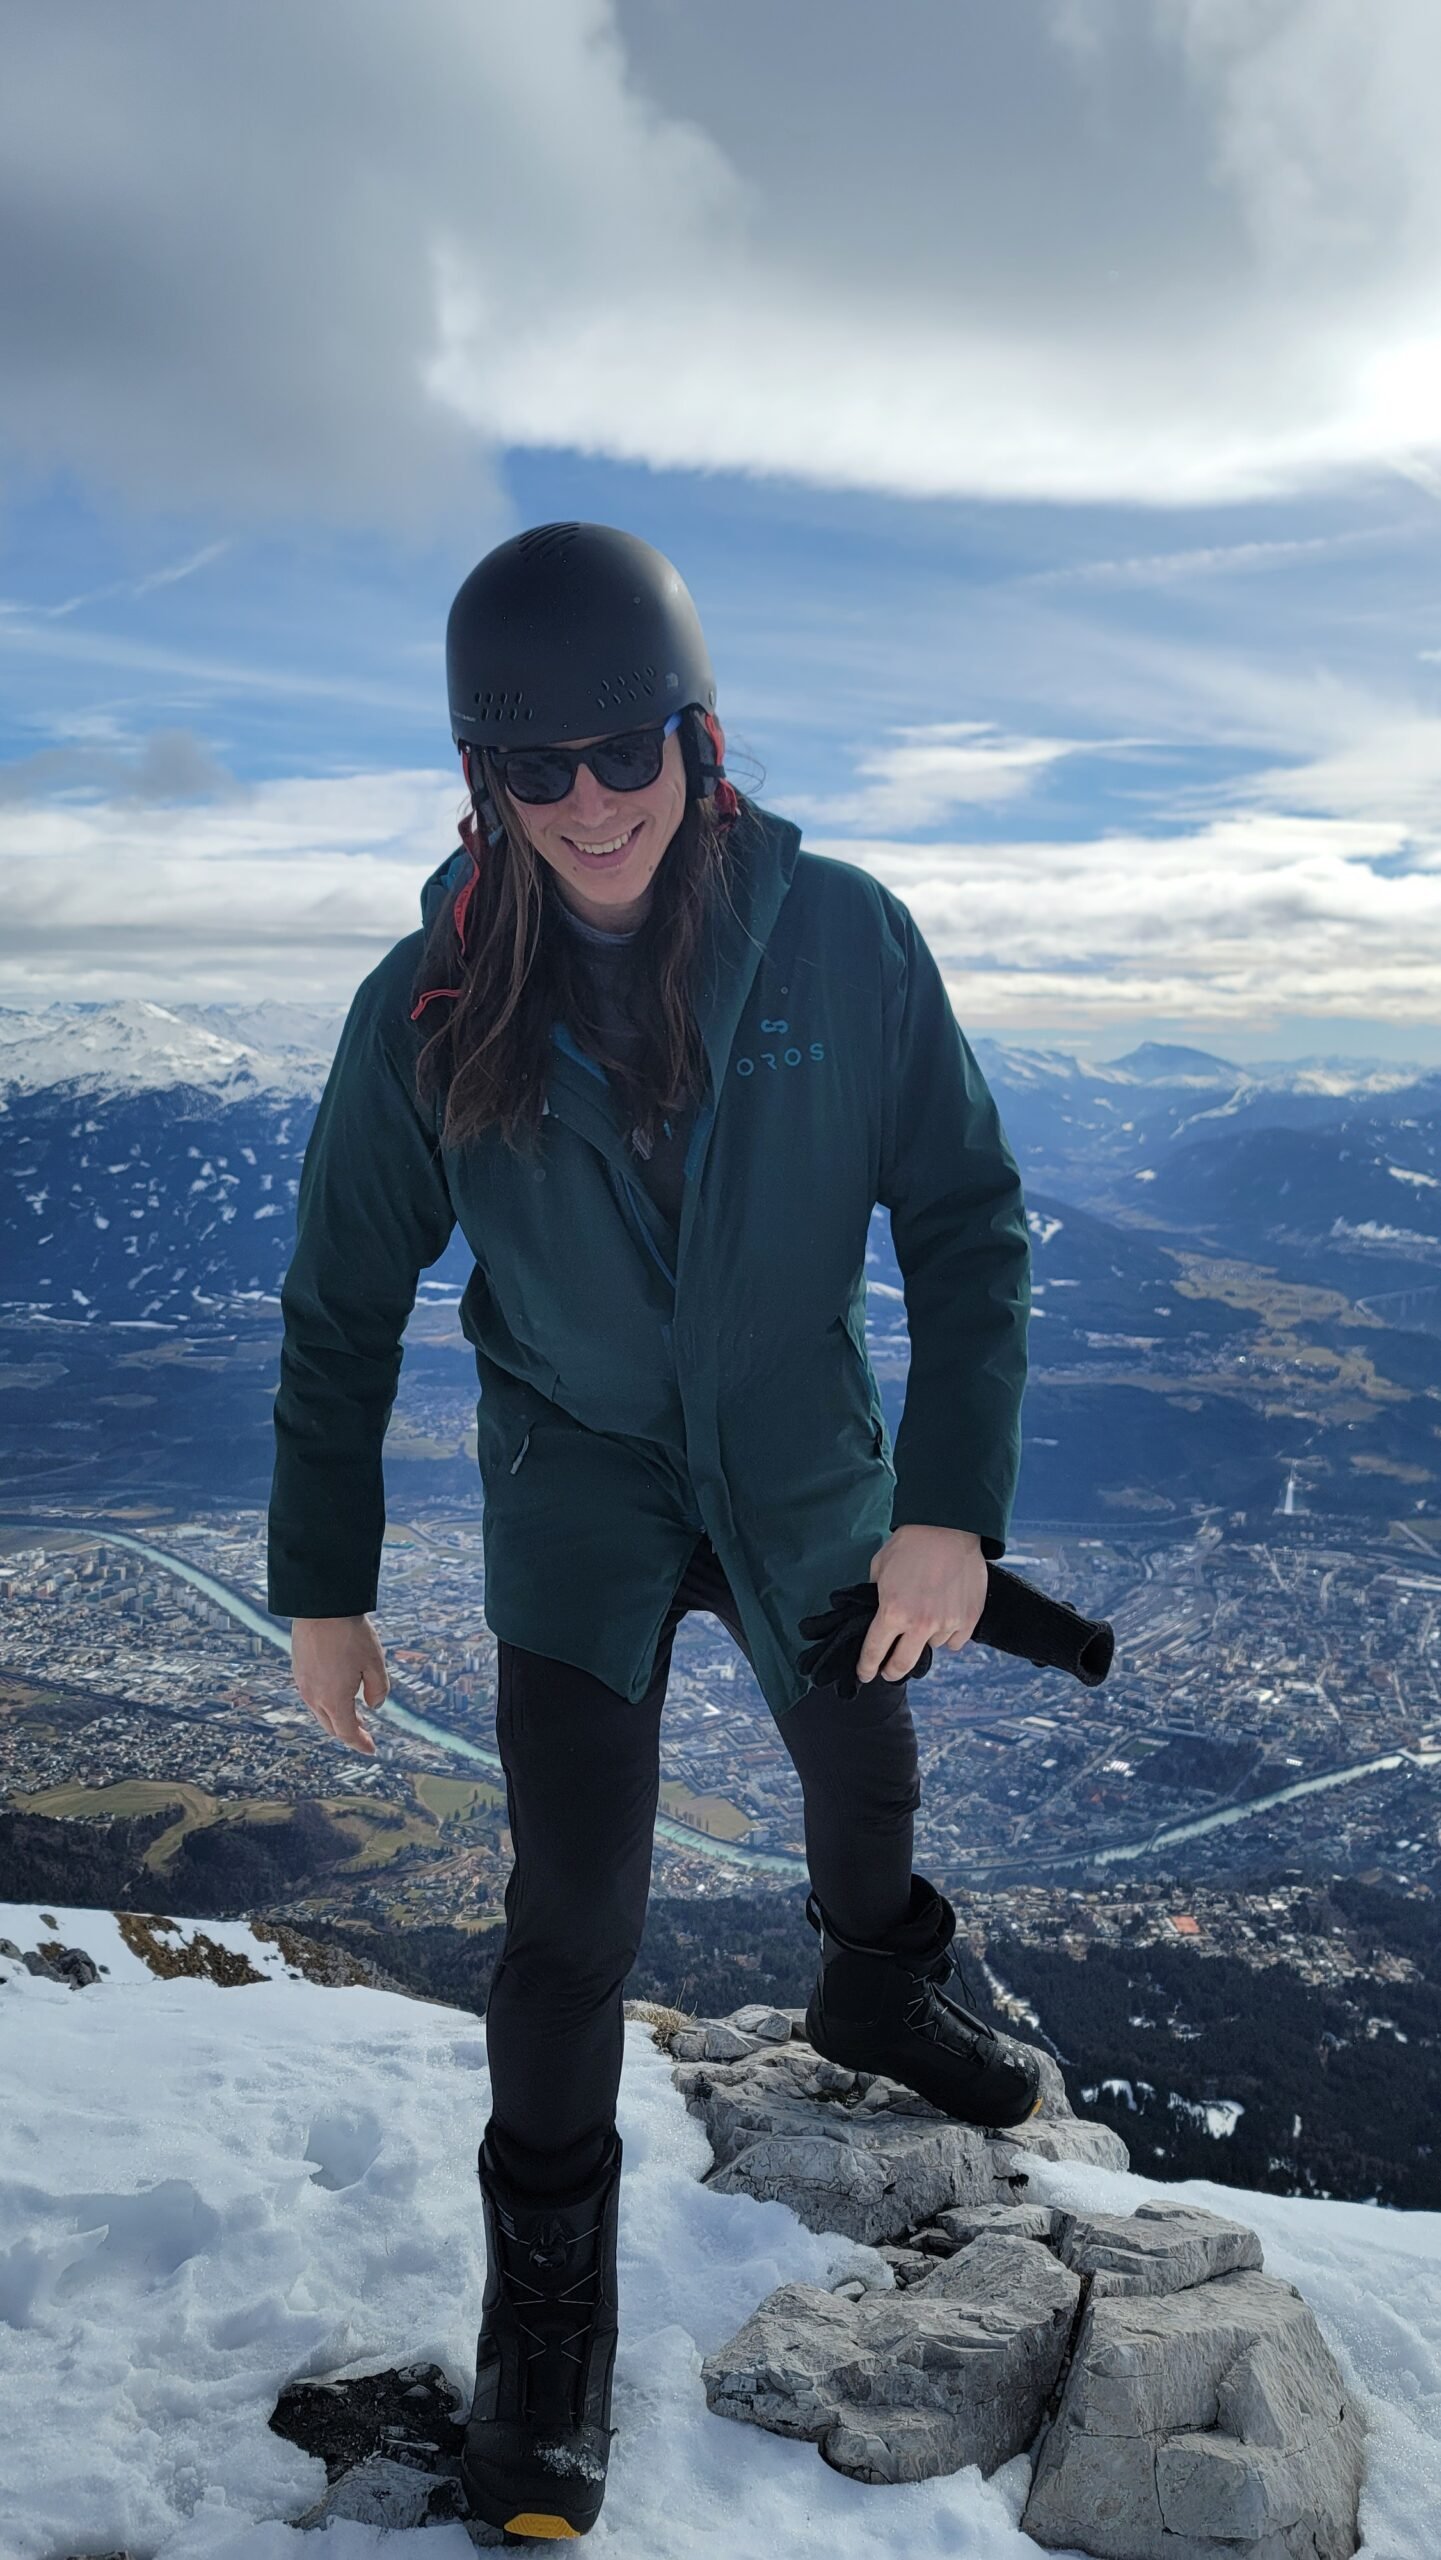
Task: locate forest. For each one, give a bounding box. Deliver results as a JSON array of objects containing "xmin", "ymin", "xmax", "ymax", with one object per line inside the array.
[{"xmin": 3, "ymin": 1802, "xmax": 1434, "ymax": 2208}]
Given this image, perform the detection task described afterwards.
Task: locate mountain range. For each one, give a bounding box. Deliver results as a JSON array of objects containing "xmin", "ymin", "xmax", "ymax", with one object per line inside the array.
[
  {"xmin": 4, "ymin": 1000, "xmax": 1440, "ymax": 1527},
  {"xmin": 4, "ymin": 1002, "xmax": 1438, "ymax": 1324}
]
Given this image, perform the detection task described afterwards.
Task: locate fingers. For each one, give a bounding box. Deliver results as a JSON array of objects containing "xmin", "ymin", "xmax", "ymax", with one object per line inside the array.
[
  {"xmin": 856, "ymin": 1635, "xmax": 911, "ymax": 1684},
  {"xmin": 290, "ymin": 1621, "xmax": 387, "ymax": 1755},
  {"xmin": 332, "ymin": 1697, "xmax": 377, "ymax": 1755},
  {"xmin": 857, "ymin": 1602, "xmax": 919, "ymax": 1683},
  {"xmin": 857, "ymin": 1622, "xmax": 968, "ymax": 1682},
  {"xmin": 301, "ymin": 1692, "xmax": 378, "ymax": 1755}
]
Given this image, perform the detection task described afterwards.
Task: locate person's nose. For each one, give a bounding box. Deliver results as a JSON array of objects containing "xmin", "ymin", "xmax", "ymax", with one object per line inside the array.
[{"xmin": 563, "ymin": 758, "xmax": 620, "ymax": 824}]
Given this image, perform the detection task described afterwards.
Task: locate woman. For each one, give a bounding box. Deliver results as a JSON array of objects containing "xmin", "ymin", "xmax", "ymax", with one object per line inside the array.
[{"xmin": 267, "ymin": 521, "xmax": 1042, "ymax": 2542}]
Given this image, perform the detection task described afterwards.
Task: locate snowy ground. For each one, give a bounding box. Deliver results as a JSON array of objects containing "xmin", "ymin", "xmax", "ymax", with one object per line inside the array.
[{"xmin": 2, "ymin": 1900, "xmax": 1439, "ymax": 2560}]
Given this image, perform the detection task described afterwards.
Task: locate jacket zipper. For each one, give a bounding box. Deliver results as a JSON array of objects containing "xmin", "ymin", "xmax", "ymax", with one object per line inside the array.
[{"xmin": 615, "ymin": 1166, "xmax": 678, "ymax": 1290}]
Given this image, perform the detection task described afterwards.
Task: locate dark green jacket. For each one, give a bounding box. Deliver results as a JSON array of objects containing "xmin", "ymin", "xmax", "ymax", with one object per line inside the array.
[{"xmin": 266, "ymin": 802, "xmax": 1030, "ymax": 1721}]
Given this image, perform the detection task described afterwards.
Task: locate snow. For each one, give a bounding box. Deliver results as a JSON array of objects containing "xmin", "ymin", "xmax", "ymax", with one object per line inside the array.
[
  {"xmin": 3, "ymin": 1903, "xmax": 1440, "ymax": 2560},
  {"xmin": 1331, "ymin": 1216, "xmax": 1439, "ymax": 1248},
  {"xmin": 1167, "ymin": 2093, "xmax": 1245, "ymax": 2139}
]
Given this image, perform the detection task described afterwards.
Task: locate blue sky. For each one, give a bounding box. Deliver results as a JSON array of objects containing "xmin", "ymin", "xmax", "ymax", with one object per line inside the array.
[{"xmin": 4, "ymin": 0, "xmax": 1441, "ymax": 1060}]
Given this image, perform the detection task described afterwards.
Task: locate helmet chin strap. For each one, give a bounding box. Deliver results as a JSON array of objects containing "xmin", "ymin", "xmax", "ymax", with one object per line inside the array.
[
  {"xmin": 686, "ymin": 708, "xmax": 740, "ymax": 819},
  {"xmin": 460, "ymin": 745, "xmax": 507, "ymax": 849}
]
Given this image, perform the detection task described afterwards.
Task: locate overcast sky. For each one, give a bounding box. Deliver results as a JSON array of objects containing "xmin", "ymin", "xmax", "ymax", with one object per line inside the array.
[{"xmin": 3, "ymin": 0, "xmax": 1441, "ymax": 1056}]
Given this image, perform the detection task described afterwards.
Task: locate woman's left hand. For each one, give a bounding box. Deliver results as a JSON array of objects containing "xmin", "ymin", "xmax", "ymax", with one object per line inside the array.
[{"xmin": 856, "ymin": 1523, "xmax": 988, "ymax": 1684}]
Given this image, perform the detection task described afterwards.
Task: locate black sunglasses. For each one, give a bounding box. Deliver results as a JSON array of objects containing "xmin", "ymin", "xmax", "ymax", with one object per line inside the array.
[{"xmin": 488, "ymin": 712, "xmax": 683, "ymax": 806}]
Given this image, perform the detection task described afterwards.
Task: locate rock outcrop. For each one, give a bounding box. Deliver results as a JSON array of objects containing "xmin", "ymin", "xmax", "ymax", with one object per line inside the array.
[
  {"xmin": 267, "ymin": 2359, "xmax": 488, "ymax": 2538},
  {"xmin": 1024, "ymin": 2268, "xmax": 1367, "ymax": 2560},
  {"xmin": 0, "ymin": 1934, "xmax": 101, "ymax": 1988},
  {"xmin": 703, "ymin": 2229, "xmax": 1081, "ymax": 2482},
  {"xmin": 672, "ymin": 2003, "xmax": 1126, "ymax": 2251},
  {"xmin": 672, "ymin": 2003, "xmax": 1364, "ymax": 2560}
]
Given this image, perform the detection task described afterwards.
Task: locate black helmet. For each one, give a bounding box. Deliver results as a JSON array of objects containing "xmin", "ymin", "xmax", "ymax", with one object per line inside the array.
[{"xmin": 446, "ymin": 521, "xmax": 717, "ymax": 751}]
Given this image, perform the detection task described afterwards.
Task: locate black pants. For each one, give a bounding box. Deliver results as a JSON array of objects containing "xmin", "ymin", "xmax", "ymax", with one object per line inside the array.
[{"xmin": 483, "ymin": 1531, "xmax": 921, "ymax": 2193}]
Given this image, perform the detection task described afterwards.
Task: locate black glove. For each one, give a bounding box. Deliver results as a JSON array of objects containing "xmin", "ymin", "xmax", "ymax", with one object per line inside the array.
[{"xmin": 797, "ymin": 1564, "xmax": 1114, "ymax": 1700}]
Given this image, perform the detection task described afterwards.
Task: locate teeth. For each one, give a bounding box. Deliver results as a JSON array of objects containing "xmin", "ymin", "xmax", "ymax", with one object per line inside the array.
[{"xmin": 567, "ymin": 825, "xmax": 636, "ymax": 856}]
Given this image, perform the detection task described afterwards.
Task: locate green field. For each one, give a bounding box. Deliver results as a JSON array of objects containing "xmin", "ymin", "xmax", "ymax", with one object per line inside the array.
[
  {"xmin": 412, "ymin": 1774, "xmax": 506, "ymax": 1823},
  {"xmin": 13, "ymin": 1778, "xmax": 438, "ymax": 1873}
]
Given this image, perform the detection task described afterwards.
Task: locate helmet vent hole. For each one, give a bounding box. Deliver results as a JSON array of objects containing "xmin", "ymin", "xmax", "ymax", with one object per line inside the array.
[{"xmin": 517, "ymin": 523, "xmax": 582, "ymax": 564}]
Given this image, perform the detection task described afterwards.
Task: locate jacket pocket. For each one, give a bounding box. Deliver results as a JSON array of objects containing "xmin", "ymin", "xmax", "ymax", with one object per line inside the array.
[
  {"xmin": 833, "ymin": 1314, "xmax": 894, "ymax": 1473},
  {"xmin": 474, "ymin": 1362, "xmax": 560, "ymax": 1492}
]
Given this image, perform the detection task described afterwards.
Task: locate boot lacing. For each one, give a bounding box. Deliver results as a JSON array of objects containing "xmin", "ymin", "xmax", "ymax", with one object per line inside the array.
[
  {"xmin": 492, "ymin": 2201, "xmax": 605, "ymax": 2411},
  {"xmin": 902, "ymin": 1957, "xmax": 1002, "ymax": 2053}
]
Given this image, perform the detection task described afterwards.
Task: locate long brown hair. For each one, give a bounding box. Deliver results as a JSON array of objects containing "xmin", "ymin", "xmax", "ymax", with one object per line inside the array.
[{"xmin": 409, "ymin": 730, "xmax": 761, "ymax": 1159}]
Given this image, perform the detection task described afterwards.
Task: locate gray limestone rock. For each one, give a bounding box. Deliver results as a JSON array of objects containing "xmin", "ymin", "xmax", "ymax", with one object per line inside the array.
[
  {"xmin": 673, "ymin": 2009, "xmax": 1358, "ymax": 2552},
  {"xmin": 51, "ymin": 1944, "xmax": 102, "ymax": 1989},
  {"xmin": 678, "ymin": 2040, "xmax": 1019, "ymax": 2243},
  {"xmin": 935, "ymin": 2200, "xmax": 1059, "ymax": 2249},
  {"xmin": 8, "ymin": 1937, "xmax": 101, "ymax": 1987},
  {"xmin": 295, "ymin": 2454, "xmax": 462, "ymax": 2530},
  {"xmin": 994, "ymin": 2112, "xmax": 1132, "ymax": 2172},
  {"xmin": 703, "ymin": 2232, "xmax": 1081, "ymax": 2484},
  {"xmin": 1028, "ymin": 2048, "xmax": 1071, "ymax": 2113},
  {"xmin": 1052, "ymin": 2199, "xmax": 1264, "ymax": 2299},
  {"xmin": 1022, "ymin": 2267, "xmax": 1364, "ymax": 2560},
  {"xmin": 876, "ymin": 2245, "xmax": 934, "ymax": 2286},
  {"xmin": 725, "ymin": 2003, "xmax": 794, "ymax": 2042},
  {"xmin": 911, "ymin": 2223, "xmax": 967, "ymax": 2256},
  {"xmin": 669, "ymin": 2020, "xmax": 760, "ymax": 2062},
  {"xmin": 705, "ymin": 2123, "xmax": 1009, "ymax": 2244},
  {"xmin": 673, "ymin": 2017, "xmax": 1124, "ymax": 2243}
]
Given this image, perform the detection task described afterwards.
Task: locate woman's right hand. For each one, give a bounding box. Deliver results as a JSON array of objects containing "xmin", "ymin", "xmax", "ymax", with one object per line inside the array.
[{"xmin": 289, "ymin": 1614, "xmax": 388, "ymax": 1755}]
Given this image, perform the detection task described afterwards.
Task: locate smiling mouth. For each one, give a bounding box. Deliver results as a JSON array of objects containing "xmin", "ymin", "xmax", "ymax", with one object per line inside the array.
[{"xmin": 564, "ymin": 823, "xmax": 641, "ymax": 857}]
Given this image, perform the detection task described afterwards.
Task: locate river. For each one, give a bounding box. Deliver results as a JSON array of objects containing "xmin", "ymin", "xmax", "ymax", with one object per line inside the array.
[
  {"xmin": 1, "ymin": 1518, "xmax": 807, "ymax": 1879},
  {"xmin": 9, "ymin": 1514, "xmax": 1434, "ymax": 1884}
]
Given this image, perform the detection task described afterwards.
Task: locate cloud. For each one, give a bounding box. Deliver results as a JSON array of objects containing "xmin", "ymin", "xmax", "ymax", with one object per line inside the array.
[
  {"xmin": 0, "ymin": 770, "xmax": 460, "ymax": 1005},
  {"xmin": 1231, "ymin": 703, "xmax": 1441, "ymax": 831},
  {"xmin": 848, "ymin": 806, "xmax": 1441, "ymax": 1030},
  {"xmin": 1024, "ymin": 528, "xmax": 1394, "ymax": 587},
  {"xmin": 785, "ymin": 724, "xmax": 1087, "ymax": 829},
  {"xmin": 3, "ymin": 1, "xmax": 1441, "ymax": 521},
  {"xmin": 0, "ymin": 729, "xmax": 245, "ymax": 808},
  {"xmin": 0, "ymin": 604, "xmax": 436, "ymax": 721},
  {"xmin": 4, "ymin": 746, "xmax": 1438, "ymax": 1031},
  {"xmin": 41, "ymin": 542, "xmax": 233, "ymax": 621}
]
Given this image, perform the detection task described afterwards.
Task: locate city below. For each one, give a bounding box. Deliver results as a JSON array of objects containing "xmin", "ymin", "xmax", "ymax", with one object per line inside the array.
[{"xmin": 4, "ymin": 1496, "xmax": 1439, "ymax": 1939}]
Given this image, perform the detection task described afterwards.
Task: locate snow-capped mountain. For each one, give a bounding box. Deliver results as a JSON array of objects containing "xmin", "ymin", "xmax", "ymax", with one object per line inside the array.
[
  {"xmin": 971, "ymin": 1037, "xmax": 1441, "ymax": 1190},
  {"xmin": 0, "ymin": 999, "xmax": 342, "ymax": 1102},
  {"xmin": 2, "ymin": 1002, "xmax": 1439, "ymax": 1332},
  {"xmin": 974, "ymin": 1038, "xmax": 1423, "ymax": 1103},
  {"xmin": 0, "ymin": 1000, "xmax": 466, "ymax": 1328}
]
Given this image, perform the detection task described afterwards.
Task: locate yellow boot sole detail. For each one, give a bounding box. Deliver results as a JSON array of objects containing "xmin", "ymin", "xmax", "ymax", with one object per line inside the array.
[{"xmin": 503, "ymin": 2514, "xmax": 583, "ymax": 2539}]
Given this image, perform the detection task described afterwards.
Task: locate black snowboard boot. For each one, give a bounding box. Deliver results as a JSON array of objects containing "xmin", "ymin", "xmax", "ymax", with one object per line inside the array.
[
  {"xmin": 461, "ymin": 2125, "xmax": 623, "ymax": 2541},
  {"xmin": 804, "ymin": 1872, "xmax": 1043, "ymax": 2129}
]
